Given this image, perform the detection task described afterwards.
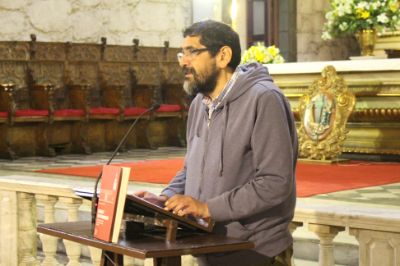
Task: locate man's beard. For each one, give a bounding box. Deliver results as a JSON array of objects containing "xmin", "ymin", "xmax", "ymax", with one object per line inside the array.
[{"xmin": 183, "ymin": 64, "xmax": 219, "ymax": 97}]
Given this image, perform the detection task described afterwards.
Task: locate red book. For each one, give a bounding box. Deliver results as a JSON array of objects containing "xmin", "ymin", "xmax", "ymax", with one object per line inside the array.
[{"xmin": 93, "ymin": 165, "xmax": 123, "ymax": 242}]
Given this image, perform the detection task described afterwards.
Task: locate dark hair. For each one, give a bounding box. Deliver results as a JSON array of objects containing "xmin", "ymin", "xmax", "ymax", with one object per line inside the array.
[{"xmin": 183, "ymin": 20, "xmax": 241, "ymax": 71}]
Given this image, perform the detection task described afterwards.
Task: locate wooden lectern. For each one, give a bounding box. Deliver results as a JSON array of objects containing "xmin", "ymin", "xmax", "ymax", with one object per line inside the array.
[
  {"xmin": 38, "ymin": 221, "xmax": 253, "ymax": 266},
  {"xmin": 38, "ymin": 194, "xmax": 254, "ymax": 266}
]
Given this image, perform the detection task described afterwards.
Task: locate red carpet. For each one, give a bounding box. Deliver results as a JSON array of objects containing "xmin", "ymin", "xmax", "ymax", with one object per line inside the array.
[{"xmin": 37, "ymin": 158, "xmax": 400, "ymax": 197}]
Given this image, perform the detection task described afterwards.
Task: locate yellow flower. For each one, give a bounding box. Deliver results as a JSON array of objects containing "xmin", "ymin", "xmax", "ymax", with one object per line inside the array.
[
  {"xmin": 267, "ymin": 45, "xmax": 278, "ymax": 57},
  {"xmin": 356, "ymin": 8, "xmax": 370, "ymax": 19},
  {"xmin": 255, "ymin": 50, "xmax": 265, "ymax": 62},
  {"xmin": 241, "ymin": 43, "xmax": 284, "ymax": 64},
  {"xmin": 389, "ymin": 2, "xmax": 399, "ymax": 12}
]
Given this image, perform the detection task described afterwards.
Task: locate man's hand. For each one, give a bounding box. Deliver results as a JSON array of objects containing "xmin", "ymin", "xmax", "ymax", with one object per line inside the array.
[
  {"xmin": 134, "ymin": 190, "xmax": 168, "ymax": 208},
  {"xmin": 164, "ymin": 194, "xmax": 210, "ymax": 218}
]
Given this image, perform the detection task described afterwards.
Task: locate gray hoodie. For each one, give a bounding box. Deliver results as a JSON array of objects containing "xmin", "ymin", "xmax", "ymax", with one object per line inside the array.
[{"xmin": 162, "ymin": 62, "xmax": 297, "ymax": 264}]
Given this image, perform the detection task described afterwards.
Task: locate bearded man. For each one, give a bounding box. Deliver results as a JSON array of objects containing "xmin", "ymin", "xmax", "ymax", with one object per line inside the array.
[{"xmin": 136, "ymin": 20, "xmax": 298, "ymax": 266}]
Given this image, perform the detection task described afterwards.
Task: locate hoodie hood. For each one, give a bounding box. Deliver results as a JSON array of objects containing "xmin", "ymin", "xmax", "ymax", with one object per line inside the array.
[{"xmin": 220, "ymin": 62, "xmax": 274, "ymax": 106}]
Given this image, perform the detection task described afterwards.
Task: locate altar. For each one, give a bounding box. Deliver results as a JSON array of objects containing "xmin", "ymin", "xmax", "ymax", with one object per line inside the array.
[{"xmin": 266, "ymin": 58, "xmax": 400, "ymax": 157}]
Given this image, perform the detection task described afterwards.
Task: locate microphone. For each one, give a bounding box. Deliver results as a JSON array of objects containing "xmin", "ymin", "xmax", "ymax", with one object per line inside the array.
[{"xmin": 91, "ymin": 103, "xmax": 161, "ymax": 229}]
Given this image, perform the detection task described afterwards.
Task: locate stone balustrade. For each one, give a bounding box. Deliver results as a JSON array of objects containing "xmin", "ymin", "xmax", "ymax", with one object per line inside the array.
[{"xmin": 1, "ymin": 175, "xmax": 400, "ymax": 266}]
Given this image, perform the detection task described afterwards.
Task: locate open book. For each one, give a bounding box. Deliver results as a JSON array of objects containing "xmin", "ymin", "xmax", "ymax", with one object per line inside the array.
[{"xmin": 74, "ymin": 188, "xmax": 214, "ymax": 234}]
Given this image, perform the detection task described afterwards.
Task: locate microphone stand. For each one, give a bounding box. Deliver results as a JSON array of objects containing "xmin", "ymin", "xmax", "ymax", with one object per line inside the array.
[{"xmin": 91, "ymin": 103, "xmax": 160, "ymax": 230}]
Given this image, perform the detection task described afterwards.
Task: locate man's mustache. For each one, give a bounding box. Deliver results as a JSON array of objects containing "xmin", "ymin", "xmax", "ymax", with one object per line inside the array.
[{"xmin": 183, "ymin": 67, "xmax": 196, "ymax": 76}]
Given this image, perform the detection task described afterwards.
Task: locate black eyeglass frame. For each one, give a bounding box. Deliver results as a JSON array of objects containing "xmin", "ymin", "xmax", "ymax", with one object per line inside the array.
[{"xmin": 177, "ymin": 48, "xmax": 211, "ymax": 62}]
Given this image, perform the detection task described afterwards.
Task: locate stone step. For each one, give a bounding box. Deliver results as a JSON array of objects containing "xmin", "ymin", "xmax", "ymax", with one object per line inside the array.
[{"xmin": 294, "ymin": 258, "xmax": 347, "ymax": 266}]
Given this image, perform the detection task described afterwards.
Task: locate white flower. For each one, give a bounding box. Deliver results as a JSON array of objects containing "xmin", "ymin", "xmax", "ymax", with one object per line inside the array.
[
  {"xmin": 321, "ymin": 31, "xmax": 332, "ymax": 40},
  {"xmin": 344, "ymin": 4, "xmax": 353, "ymax": 14},
  {"xmin": 339, "ymin": 22, "xmax": 349, "ymax": 31},
  {"xmin": 273, "ymin": 55, "xmax": 285, "ymax": 64},
  {"xmin": 372, "ymin": 2, "xmax": 381, "ymax": 9},
  {"xmin": 325, "ymin": 11, "xmax": 334, "ymax": 20},
  {"xmin": 337, "ymin": 5, "xmax": 347, "ymax": 16},
  {"xmin": 377, "ymin": 13, "xmax": 389, "ymax": 23},
  {"xmin": 356, "ymin": 1, "xmax": 369, "ymax": 9}
]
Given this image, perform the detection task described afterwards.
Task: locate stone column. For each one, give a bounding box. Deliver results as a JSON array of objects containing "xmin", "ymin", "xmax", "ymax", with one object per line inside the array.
[
  {"xmin": 17, "ymin": 192, "xmax": 39, "ymax": 266},
  {"xmin": 36, "ymin": 195, "xmax": 60, "ymax": 266},
  {"xmin": 289, "ymin": 221, "xmax": 303, "ymax": 266},
  {"xmin": 350, "ymin": 228, "xmax": 400, "ymax": 266},
  {"xmin": 88, "ymin": 246, "xmax": 102, "ymax": 266},
  {"xmin": 59, "ymin": 197, "xmax": 82, "ymax": 266},
  {"xmin": 308, "ymin": 223, "xmax": 344, "ymax": 266},
  {"xmin": 182, "ymin": 255, "xmax": 197, "ymax": 266},
  {"xmin": 0, "ymin": 190, "xmax": 18, "ymax": 266}
]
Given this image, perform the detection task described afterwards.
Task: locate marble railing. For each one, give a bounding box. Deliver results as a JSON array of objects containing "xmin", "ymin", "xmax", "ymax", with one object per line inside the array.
[{"xmin": 1, "ymin": 177, "xmax": 400, "ymax": 266}]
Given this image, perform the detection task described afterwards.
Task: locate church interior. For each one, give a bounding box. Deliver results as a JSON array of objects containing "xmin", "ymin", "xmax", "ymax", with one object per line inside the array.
[{"xmin": 0, "ymin": 0, "xmax": 400, "ymax": 265}]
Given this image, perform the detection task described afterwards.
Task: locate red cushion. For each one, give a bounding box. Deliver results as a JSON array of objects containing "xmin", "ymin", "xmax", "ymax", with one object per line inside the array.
[
  {"xmin": 15, "ymin": 109, "xmax": 49, "ymax": 117},
  {"xmin": 156, "ymin": 104, "xmax": 182, "ymax": 113},
  {"xmin": 89, "ymin": 107, "xmax": 119, "ymax": 115},
  {"xmin": 54, "ymin": 109, "xmax": 85, "ymax": 117},
  {"xmin": 124, "ymin": 107, "xmax": 148, "ymax": 116},
  {"xmin": 0, "ymin": 112, "xmax": 7, "ymax": 118}
]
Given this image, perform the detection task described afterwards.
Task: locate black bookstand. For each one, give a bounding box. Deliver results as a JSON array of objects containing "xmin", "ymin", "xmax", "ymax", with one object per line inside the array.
[{"xmin": 74, "ymin": 189, "xmax": 214, "ymax": 243}]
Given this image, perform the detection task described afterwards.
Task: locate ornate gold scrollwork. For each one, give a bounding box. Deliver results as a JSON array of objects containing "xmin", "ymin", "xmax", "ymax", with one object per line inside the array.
[{"xmin": 298, "ymin": 65, "xmax": 356, "ymax": 161}]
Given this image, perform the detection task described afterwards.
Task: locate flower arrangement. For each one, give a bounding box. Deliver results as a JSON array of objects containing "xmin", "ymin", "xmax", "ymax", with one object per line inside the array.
[
  {"xmin": 322, "ymin": 0, "xmax": 400, "ymax": 40},
  {"xmin": 241, "ymin": 42, "xmax": 285, "ymax": 64}
]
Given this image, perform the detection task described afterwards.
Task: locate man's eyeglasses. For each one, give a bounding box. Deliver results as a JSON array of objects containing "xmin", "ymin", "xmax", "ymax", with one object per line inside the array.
[{"xmin": 177, "ymin": 48, "xmax": 209, "ymax": 62}]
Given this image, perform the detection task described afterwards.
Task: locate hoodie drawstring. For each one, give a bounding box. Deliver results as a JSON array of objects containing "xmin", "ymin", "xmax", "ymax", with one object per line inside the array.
[{"xmin": 219, "ymin": 103, "xmax": 229, "ymax": 177}]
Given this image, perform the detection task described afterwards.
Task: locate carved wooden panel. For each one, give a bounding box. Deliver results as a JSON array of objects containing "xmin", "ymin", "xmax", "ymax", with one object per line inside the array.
[
  {"xmin": 33, "ymin": 42, "xmax": 66, "ymax": 61},
  {"xmin": 67, "ymin": 85, "xmax": 90, "ymax": 110},
  {"xmin": 99, "ymin": 62, "xmax": 131, "ymax": 87},
  {"xmin": 65, "ymin": 62, "xmax": 98, "ymax": 86},
  {"xmin": 136, "ymin": 47, "xmax": 163, "ymax": 62},
  {"xmin": 0, "ymin": 62, "xmax": 27, "ymax": 87},
  {"xmin": 30, "ymin": 84, "xmax": 54, "ymax": 110},
  {"xmin": 162, "ymin": 84, "xmax": 185, "ymax": 106},
  {"xmin": 164, "ymin": 48, "xmax": 181, "ymax": 62},
  {"xmin": 0, "ymin": 42, "xmax": 30, "ymax": 61},
  {"xmin": 131, "ymin": 62, "xmax": 159, "ymax": 86},
  {"xmin": 28, "ymin": 62, "xmax": 64, "ymax": 88},
  {"xmin": 88, "ymin": 85, "xmax": 102, "ymax": 107},
  {"xmin": 102, "ymin": 85, "xmax": 126, "ymax": 109},
  {"xmin": 103, "ymin": 45, "xmax": 134, "ymax": 62},
  {"xmin": 132, "ymin": 84, "xmax": 154, "ymax": 108},
  {"xmin": 14, "ymin": 87, "xmax": 30, "ymax": 110},
  {"xmin": 0, "ymin": 84, "xmax": 15, "ymax": 112},
  {"xmin": 66, "ymin": 44, "xmax": 101, "ymax": 62},
  {"xmin": 161, "ymin": 62, "xmax": 183, "ymax": 85}
]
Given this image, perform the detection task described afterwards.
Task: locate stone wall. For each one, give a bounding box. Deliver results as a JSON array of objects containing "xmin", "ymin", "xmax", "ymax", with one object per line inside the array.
[
  {"xmin": 296, "ymin": 0, "xmax": 358, "ymax": 61},
  {"xmin": 0, "ymin": 0, "xmax": 191, "ymax": 47}
]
